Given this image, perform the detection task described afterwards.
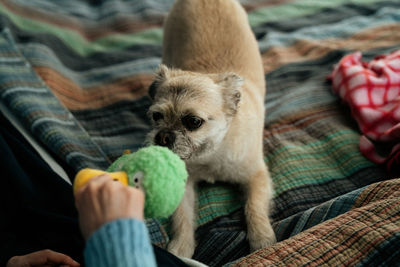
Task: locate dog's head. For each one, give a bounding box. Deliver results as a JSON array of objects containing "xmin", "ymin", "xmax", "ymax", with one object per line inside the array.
[{"xmin": 146, "ymin": 64, "xmax": 243, "ymax": 161}]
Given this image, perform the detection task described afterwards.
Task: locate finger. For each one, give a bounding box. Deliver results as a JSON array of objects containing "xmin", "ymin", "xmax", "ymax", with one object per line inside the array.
[
  {"xmin": 127, "ymin": 185, "xmax": 145, "ymax": 197},
  {"xmin": 75, "ymin": 174, "xmax": 113, "ymax": 208},
  {"xmin": 97, "ymin": 178, "xmax": 127, "ymax": 209},
  {"xmin": 126, "ymin": 186, "xmax": 146, "ymax": 206},
  {"xmin": 23, "ymin": 249, "xmax": 80, "ymax": 266},
  {"xmin": 114, "ymin": 186, "xmax": 145, "ymax": 221},
  {"xmin": 127, "ymin": 187, "xmax": 145, "ymax": 220},
  {"xmin": 100, "ymin": 176, "xmax": 126, "ymax": 193},
  {"xmin": 42, "ymin": 250, "xmax": 80, "ymax": 266},
  {"xmin": 77, "ymin": 174, "xmax": 113, "ymax": 194}
]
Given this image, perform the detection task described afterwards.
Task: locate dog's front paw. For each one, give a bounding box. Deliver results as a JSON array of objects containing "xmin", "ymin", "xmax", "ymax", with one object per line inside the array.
[
  {"xmin": 168, "ymin": 237, "xmax": 196, "ymax": 258},
  {"xmin": 248, "ymin": 224, "xmax": 276, "ymax": 252}
]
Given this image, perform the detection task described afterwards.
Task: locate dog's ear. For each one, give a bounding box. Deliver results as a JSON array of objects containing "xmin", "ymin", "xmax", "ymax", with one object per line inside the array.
[
  {"xmin": 148, "ymin": 64, "xmax": 170, "ymax": 100},
  {"xmin": 148, "ymin": 81, "xmax": 158, "ymax": 100},
  {"xmin": 216, "ymin": 73, "xmax": 244, "ymax": 116},
  {"xmin": 155, "ymin": 64, "xmax": 170, "ymax": 82}
]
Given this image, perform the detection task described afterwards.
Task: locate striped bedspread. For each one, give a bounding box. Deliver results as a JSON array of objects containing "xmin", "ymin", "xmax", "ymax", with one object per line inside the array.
[{"xmin": 0, "ymin": 0, "xmax": 399, "ymax": 266}]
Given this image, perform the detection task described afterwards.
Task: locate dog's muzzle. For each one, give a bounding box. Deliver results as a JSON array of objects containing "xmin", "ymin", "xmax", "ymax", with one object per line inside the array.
[{"xmin": 155, "ymin": 130, "xmax": 175, "ymax": 148}]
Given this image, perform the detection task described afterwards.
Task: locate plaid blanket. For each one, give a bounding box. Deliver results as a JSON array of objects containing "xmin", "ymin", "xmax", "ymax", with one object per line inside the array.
[{"xmin": 0, "ymin": 0, "xmax": 399, "ymax": 266}]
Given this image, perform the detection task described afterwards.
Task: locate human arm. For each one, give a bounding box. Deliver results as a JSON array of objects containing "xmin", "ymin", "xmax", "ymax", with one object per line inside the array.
[{"xmin": 74, "ymin": 174, "xmax": 156, "ymax": 267}]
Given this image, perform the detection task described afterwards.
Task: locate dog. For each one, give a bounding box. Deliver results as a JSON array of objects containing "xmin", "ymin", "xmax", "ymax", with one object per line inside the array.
[{"xmin": 146, "ymin": 0, "xmax": 276, "ymax": 258}]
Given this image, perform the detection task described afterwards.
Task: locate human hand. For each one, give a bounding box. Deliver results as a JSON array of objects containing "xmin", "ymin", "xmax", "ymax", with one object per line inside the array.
[
  {"xmin": 6, "ymin": 249, "xmax": 80, "ymax": 267},
  {"xmin": 74, "ymin": 174, "xmax": 145, "ymax": 240}
]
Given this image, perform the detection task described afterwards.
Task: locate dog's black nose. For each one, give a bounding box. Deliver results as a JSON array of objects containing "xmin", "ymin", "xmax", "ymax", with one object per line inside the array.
[{"xmin": 155, "ymin": 130, "xmax": 175, "ymax": 148}]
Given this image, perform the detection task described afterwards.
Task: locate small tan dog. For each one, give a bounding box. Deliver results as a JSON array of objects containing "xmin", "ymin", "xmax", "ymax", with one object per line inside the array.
[{"xmin": 147, "ymin": 0, "xmax": 276, "ymax": 258}]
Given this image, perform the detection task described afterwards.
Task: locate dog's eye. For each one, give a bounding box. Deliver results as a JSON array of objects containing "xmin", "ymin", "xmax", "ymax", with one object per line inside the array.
[
  {"xmin": 152, "ymin": 112, "xmax": 163, "ymax": 122},
  {"xmin": 182, "ymin": 115, "xmax": 203, "ymax": 131}
]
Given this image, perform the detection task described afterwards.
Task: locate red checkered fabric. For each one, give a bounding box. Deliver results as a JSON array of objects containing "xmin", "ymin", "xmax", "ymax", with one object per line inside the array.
[{"xmin": 331, "ymin": 50, "xmax": 400, "ymax": 174}]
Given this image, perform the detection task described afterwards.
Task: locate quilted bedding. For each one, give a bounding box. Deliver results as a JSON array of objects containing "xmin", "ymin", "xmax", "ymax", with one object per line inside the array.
[{"xmin": 0, "ymin": 0, "xmax": 400, "ymax": 266}]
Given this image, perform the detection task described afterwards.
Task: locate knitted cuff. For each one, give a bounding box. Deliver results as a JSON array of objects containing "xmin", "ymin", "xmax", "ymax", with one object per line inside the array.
[{"xmin": 84, "ymin": 218, "xmax": 156, "ymax": 267}]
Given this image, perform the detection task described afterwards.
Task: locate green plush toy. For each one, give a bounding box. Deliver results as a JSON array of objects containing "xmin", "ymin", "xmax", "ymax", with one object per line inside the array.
[{"xmin": 74, "ymin": 146, "xmax": 188, "ymax": 219}]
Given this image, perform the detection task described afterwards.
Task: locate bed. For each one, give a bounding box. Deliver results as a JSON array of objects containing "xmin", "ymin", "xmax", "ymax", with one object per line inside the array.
[{"xmin": 0, "ymin": 0, "xmax": 399, "ymax": 266}]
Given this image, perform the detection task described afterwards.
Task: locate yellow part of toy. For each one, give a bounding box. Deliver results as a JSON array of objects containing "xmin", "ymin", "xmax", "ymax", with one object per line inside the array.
[{"xmin": 73, "ymin": 168, "xmax": 128, "ymax": 193}]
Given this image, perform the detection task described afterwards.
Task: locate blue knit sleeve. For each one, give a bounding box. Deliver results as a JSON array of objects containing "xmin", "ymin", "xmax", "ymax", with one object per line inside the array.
[{"xmin": 84, "ymin": 218, "xmax": 157, "ymax": 267}]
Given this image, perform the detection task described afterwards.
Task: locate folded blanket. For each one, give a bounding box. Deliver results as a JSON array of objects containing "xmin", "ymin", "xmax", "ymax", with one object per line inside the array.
[
  {"xmin": 229, "ymin": 178, "xmax": 400, "ymax": 267},
  {"xmin": 331, "ymin": 50, "xmax": 400, "ymax": 175}
]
